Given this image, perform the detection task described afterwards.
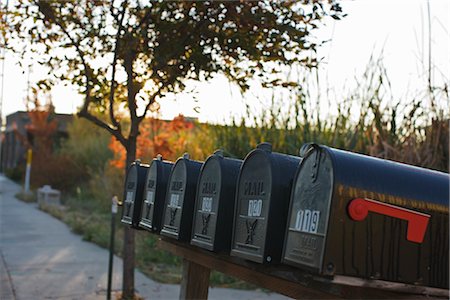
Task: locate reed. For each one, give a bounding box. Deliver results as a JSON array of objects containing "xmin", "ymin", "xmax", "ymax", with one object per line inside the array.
[{"xmin": 207, "ymin": 57, "xmax": 449, "ymax": 172}]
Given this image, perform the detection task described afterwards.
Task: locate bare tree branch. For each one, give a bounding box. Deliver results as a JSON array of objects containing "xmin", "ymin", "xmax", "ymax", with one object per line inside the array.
[
  {"xmin": 37, "ymin": 1, "xmax": 127, "ymax": 147},
  {"xmin": 109, "ymin": 0, "xmax": 127, "ymax": 131},
  {"xmin": 78, "ymin": 109, "xmax": 127, "ymax": 146},
  {"xmin": 138, "ymin": 87, "xmax": 163, "ymax": 121},
  {"xmin": 37, "ymin": 1, "xmax": 93, "ymax": 111},
  {"xmin": 137, "ymin": 6, "xmax": 154, "ymax": 29},
  {"xmin": 123, "ymin": 51, "xmax": 138, "ymax": 122}
]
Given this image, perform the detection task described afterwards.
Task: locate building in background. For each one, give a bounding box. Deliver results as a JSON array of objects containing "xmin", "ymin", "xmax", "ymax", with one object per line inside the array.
[{"xmin": 0, "ymin": 111, "xmax": 73, "ymax": 171}]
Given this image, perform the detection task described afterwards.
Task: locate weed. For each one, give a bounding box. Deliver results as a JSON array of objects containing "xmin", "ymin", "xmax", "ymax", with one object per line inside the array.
[{"xmin": 15, "ymin": 191, "xmax": 36, "ymax": 203}]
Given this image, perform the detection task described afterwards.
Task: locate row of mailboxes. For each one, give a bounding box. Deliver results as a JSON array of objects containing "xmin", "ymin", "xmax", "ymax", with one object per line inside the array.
[{"xmin": 121, "ymin": 143, "xmax": 449, "ymax": 290}]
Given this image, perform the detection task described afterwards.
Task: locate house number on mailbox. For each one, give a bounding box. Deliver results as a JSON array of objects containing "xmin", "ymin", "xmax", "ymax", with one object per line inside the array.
[
  {"xmin": 202, "ymin": 197, "xmax": 212, "ymax": 212},
  {"xmin": 295, "ymin": 209, "xmax": 320, "ymax": 234},
  {"xmin": 169, "ymin": 194, "xmax": 180, "ymax": 207},
  {"xmin": 146, "ymin": 191, "xmax": 154, "ymax": 205},
  {"xmin": 248, "ymin": 199, "xmax": 262, "ymax": 217}
]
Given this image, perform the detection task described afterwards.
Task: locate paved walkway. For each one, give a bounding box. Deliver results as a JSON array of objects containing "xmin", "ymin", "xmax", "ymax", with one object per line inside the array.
[{"xmin": 0, "ymin": 175, "xmax": 288, "ymax": 300}]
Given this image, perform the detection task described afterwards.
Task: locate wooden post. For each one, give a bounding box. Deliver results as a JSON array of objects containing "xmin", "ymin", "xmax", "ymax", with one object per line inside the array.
[{"xmin": 179, "ymin": 259, "xmax": 210, "ymax": 300}]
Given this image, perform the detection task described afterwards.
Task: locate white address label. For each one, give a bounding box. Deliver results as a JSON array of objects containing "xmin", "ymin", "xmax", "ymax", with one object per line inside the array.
[
  {"xmin": 126, "ymin": 191, "xmax": 133, "ymax": 203},
  {"xmin": 295, "ymin": 209, "xmax": 320, "ymax": 233},
  {"xmin": 169, "ymin": 194, "xmax": 180, "ymax": 207},
  {"xmin": 248, "ymin": 199, "xmax": 262, "ymax": 217},
  {"xmin": 202, "ymin": 197, "xmax": 212, "ymax": 212},
  {"xmin": 146, "ymin": 191, "xmax": 154, "ymax": 205}
]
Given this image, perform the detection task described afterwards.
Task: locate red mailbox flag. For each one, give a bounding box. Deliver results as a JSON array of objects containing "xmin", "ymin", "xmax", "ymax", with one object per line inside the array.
[{"xmin": 348, "ymin": 198, "xmax": 430, "ymax": 243}]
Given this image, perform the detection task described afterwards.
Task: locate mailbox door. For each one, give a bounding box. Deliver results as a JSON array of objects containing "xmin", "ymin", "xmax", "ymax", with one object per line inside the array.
[
  {"xmin": 121, "ymin": 164, "xmax": 138, "ymax": 225},
  {"xmin": 161, "ymin": 161, "xmax": 187, "ymax": 239},
  {"xmin": 139, "ymin": 161, "xmax": 158, "ymax": 230},
  {"xmin": 139, "ymin": 159, "xmax": 173, "ymax": 233},
  {"xmin": 191, "ymin": 157, "xmax": 221, "ymax": 250},
  {"xmin": 121, "ymin": 163, "xmax": 149, "ymax": 228},
  {"xmin": 231, "ymin": 150, "xmax": 271, "ymax": 263},
  {"xmin": 283, "ymin": 146, "xmax": 333, "ymax": 272}
]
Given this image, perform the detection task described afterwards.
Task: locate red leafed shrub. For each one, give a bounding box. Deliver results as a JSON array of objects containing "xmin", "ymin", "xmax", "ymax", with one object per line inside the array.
[
  {"xmin": 109, "ymin": 114, "xmax": 198, "ymax": 169},
  {"xmin": 30, "ymin": 153, "xmax": 87, "ymax": 190},
  {"xmin": 25, "ymin": 109, "xmax": 87, "ymax": 191}
]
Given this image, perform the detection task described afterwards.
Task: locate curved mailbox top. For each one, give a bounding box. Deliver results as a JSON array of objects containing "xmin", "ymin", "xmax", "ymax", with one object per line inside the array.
[
  {"xmin": 231, "ymin": 142, "xmax": 302, "ymax": 264},
  {"xmin": 283, "ymin": 143, "xmax": 449, "ymax": 289},
  {"xmin": 325, "ymin": 145, "xmax": 449, "ymax": 207},
  {"xmin": 191, "ymin": 150, "xmax": 243, "ymax": 252},
  {"xmin": 121, "ymin": 161, "xmax": 150, "ymax": 228},
  {"xmin": 139, "ymin": 157, "xmax": 173, "ymax": 233}
]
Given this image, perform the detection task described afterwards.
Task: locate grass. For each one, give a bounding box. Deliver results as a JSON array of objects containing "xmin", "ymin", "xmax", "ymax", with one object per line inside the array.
[
  {"xmin": 39, "ymin": 195, "xmax": 182, "ymax": 282},
  {"xmin": 15, "ymin": 191, "xmax": 36, "ymax": 203},
  {"xmin": 206, "ymin": 57, "xmax": 449, "ymax": 173}
]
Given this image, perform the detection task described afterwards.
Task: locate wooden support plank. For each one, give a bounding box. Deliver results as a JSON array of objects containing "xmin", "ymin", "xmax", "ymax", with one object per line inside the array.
[
  {"xmin": 158, "ymin": 238, "xmax": 446, "ymax": 299},
  {"xmin": 179, "ymin": 259, "xmax": 210, "ymax": 300},
  {"xmin": 158, "ymin": 238, "xmax": 337, "ymax": 299}
]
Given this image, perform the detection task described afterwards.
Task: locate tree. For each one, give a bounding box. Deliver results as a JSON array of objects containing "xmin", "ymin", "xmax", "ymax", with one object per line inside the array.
[{"xmin": 2, "ymin": 1, "xmax": 344, "ymax": 298}]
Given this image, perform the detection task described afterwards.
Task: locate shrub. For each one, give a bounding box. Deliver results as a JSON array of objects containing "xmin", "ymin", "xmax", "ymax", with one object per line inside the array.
[
  {"xmin": 4, "ymin": 165, "xmax": 24, "ymax": 183},
  {"xmin": 30, "ymin": 152, "xmax": 87, "ymax": 191},
  {"xmin": 58, "ymin": 116, "xmax": 113, "ymax": 176}
]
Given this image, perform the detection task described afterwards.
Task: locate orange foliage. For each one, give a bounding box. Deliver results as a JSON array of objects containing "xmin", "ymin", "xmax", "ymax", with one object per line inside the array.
[
  {"xmin": 26, "ymin": 110, "xmax": 58, "ymax": 155},
  {"xmin": 11, "ymin": 110, "xmax": 58, "ymax": 154},
  {"xmin": 23, "ymin": 109, "xmax": 84, "ymax": 190},
  {"xmin": 108, "ymin": 140, "xmax": 127, "ymax": 169},
  {"xmin": 109, "ymin": 114, "xmax": 196, "ymax": 169}
]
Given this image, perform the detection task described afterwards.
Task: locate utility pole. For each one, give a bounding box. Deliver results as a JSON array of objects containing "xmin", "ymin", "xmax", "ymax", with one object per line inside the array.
[
  {"xmin": 24, "ymin": 148, "xmax": 32, "ymax": 194},
  {"xmin": 107, "ymin": 196, "xmax": 119, "ymax": 300}
]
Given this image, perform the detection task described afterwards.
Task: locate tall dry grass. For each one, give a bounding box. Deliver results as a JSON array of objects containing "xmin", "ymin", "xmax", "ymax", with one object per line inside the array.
[{"xmin": 208, "ymin": 57, "xmax": 449, "ymax": 172}]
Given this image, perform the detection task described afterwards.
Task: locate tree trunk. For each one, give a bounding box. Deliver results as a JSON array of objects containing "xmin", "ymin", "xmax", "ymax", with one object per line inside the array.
[{"xmin": 122, "ymin": 137, "xmax": 136, "ymax": 300}]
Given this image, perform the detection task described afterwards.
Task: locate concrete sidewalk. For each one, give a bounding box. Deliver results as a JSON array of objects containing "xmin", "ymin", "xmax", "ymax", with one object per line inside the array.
[{"xmin": 0, "ymin": 175, "xmax": 287, "ymax": 300}]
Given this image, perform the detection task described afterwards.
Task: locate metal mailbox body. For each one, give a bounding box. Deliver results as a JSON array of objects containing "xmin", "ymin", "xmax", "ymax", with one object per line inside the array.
[
  {"xmin": 139, "ymin": 157, "xmax": 173, "ymax": 233},
  {"xmin": 160, "ymin": 155, "xmax": 203, "ymax": 242},
  {"xmin": 231, "ymin": 143, "xmax": 302, "ymax": 264},
  {"xmin": 191, "ymin": 151, "xmax": 243, "ymax": 252},
  {"xmin": 283, "ymin": 144, "xmax": 449, "ymax": 289},
  {"xmin": 121, "ymin": 161, "xmax": 150, "ymax": 228}
]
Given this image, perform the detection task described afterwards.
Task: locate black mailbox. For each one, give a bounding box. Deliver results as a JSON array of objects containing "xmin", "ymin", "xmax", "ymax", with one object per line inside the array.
[
  {"xmin": 121, "ymin": 160, "xmax": 150, "ymax": 228},
  {"xmin": 191, "ymin": 150, "xmax": 243, "ymax": 252},
  {"xmin": 138, "ymin": 155, "xmax": 173, "ymax": 233},
  {"xmin": 283, "ymin": 144, "xmax": 449, "ymax": 289},
  {"xmin": 231, "ymin": 142, "xmax": 302, "ymax": 264},
  {"xmin": 160, "ymin": 153, "xmax": 203, "ymax": 242}
]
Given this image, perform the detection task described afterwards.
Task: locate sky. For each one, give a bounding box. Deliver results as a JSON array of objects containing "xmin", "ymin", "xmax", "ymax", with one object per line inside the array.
[{"xmin": 1, "ymin": 0, "xmax": 449, "ymax": 124}]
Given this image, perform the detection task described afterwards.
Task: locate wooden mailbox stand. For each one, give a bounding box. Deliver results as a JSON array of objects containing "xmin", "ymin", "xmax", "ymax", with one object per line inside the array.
[{"xmin": 157, "ymin": 237, "xmax": 447, "ymax": 300}]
